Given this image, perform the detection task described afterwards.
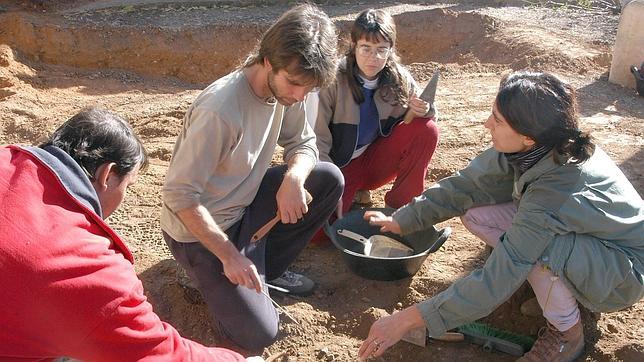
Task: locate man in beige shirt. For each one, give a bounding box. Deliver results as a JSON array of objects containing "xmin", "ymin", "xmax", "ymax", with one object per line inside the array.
[{"xmin": 160, "ymin": 4, "xmax": 343, "ymax": 351}]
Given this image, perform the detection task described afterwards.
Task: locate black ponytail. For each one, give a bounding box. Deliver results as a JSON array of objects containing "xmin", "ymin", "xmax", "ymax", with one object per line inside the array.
[
  {"xmin": 496, "ymin": 71, "xmax": 595, "ymax": 164},
  {"xmin": 559, "ymin": 129, "xmax": 594, "ymax": 164}
]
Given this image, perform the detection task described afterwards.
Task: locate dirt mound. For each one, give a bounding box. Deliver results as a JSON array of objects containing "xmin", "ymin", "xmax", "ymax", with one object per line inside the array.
[
  {"xmin": 0, "ymin": 45, "xmax": 17, "ymax": 99},
  {"xmin": 0, "ymin": 4, "xmax": 613, "ymax": 84}
]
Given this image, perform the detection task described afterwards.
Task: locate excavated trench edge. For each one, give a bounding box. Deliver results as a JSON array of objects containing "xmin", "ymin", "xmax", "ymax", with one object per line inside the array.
[{"xmin": 0, "ymin": 7, "xmax": 606, "ymax": 84}]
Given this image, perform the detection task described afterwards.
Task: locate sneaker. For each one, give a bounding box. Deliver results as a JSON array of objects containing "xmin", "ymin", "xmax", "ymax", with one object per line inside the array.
[
  {"xmin": 520, "ymin": 297, "xmax": 543, "ymax": 317},
  {"xmin": 517, "ymin": 321, "xmax": 584, "ymax": 362},
  {"xmin": 354, "ymin": 189, "xmax": 373, "ymax": 205},
  {"xmin": 267, "ymin": 270, "xmax": 315, "ymax": 296}
]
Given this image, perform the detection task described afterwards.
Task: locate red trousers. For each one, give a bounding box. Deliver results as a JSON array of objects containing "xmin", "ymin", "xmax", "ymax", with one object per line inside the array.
[{"xmin": 340, "ymin": 117, "xmax": 439, "ymax": 214}]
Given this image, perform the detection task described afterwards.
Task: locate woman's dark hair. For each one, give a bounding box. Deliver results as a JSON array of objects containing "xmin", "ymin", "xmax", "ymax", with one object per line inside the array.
[
  {"xmin": 40, "ymin": 107, "xmax": 148, "ymax": 178},
  {"xmin": 344, "ymin": 8, "xmax": 410, "ymax": 106},
  {"xmin": 496, "ymin": 71, "xmax": 594, "ymax": 164},
  {"xmin": 242, "ymin": 3, "xmax": 338, "ymax": 89}
]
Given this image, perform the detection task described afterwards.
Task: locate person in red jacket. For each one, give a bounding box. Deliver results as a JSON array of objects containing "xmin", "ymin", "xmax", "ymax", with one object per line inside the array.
[{"xmin": 0, "ymin": 108, "xmax": 249, "ymax": 361}]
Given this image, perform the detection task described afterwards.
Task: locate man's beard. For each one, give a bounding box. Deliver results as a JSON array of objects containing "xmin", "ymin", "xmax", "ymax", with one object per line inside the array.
[{"xmin": 267, "ymin": 72, "xmax": 296, "ymax": 106}]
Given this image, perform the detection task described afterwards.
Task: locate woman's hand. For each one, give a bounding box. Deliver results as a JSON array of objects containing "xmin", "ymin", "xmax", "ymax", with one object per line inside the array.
[
  {"xmin": 358, "ymin": 306, "xmax": 425, "ymax": 360},
  {"xmin": 408, "ymin": 96, "xmax": 431, "ymax": 118},
  {"xmin": 364, "ymin": 211, "xmax": 402, "ymax": 234}
]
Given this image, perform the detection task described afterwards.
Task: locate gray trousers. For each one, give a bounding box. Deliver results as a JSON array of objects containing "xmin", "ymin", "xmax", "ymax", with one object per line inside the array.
[{"xmin": 163, "ymin": 162, "xmax": 343, "ymax": 350}]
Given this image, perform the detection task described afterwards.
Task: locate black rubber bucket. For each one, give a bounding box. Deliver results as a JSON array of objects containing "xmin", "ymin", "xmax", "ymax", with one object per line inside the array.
[
  {"xmin": 631, "ymin": 62, "xmax": 644, "ymax": 97},
  {"xmin": 325, "ymin": 208, "xmax": 451, "ymax": 281}
]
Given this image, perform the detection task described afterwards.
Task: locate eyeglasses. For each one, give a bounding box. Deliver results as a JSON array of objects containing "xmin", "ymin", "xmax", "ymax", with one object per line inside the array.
[{"xmin": 356, "ymin": 45, "xmax": 391, "ymax": 60}]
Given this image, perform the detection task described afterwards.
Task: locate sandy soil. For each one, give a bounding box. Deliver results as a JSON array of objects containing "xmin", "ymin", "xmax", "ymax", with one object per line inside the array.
[{"xmin": 1, "ymin": 1, "xmax": 642, "ymax": 361}]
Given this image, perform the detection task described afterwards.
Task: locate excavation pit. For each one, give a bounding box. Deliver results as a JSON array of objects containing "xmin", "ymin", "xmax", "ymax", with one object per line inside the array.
[{"xmin": 1, "ymin": 2, "xmax": 641, "ymax": 361}]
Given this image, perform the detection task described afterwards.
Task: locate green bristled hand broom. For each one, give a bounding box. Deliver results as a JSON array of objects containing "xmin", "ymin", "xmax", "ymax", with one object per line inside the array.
[
  {"xmin": 404, "ymin": 321, "xmax": 535, "ymax": 356},
  {"xmin": 457, "ymin": 322, "xmax": 535, "ymax": 356}
]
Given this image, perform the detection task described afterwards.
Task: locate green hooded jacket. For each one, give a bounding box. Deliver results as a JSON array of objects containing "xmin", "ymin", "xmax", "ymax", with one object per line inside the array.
[{"xmin": 393, "ymin": 147, "xmax": 644, "ymax": 337}]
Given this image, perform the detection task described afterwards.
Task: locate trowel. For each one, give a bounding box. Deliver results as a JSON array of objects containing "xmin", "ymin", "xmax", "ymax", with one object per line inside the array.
[
  {"xmin": 403, "ymin": 70, "xmax": 440, "ymax": 124},
  {"xmin": 336, "ymin": 229, "xmax": 414, "ymax": 257},
  {"xmin": 402, "ymin": 326, "xmax": 465, "ymax": 347}
]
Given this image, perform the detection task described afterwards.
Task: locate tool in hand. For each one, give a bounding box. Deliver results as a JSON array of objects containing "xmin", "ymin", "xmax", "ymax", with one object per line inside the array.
[
  {"xmin": 251, "ymin": 191, "xmax": 313, "ymax": 242},
  {"xmin": 402, "ymin": 70, "xmax": 440, "ymax": 124},
  {"xmin": 402, "ymin": 326, "xmax": 464, "ymax": 347},
  {"xmin": 261, "ymin": 288, "xmax": 301, "ymax": 326},
  {"xmin": 401, "ymin": 322, "xmax": 533, "ymax": 356},
  {"xmin": 336, "ymin": 229, "xmax": 413, "ymax": 257},
  {"xmin": 457, "ymin": 322, "xmax": 535, "ymax": 356},
  {"xmin": 266, "ymin": 283, "xmax": 289, "ymax": 293}
]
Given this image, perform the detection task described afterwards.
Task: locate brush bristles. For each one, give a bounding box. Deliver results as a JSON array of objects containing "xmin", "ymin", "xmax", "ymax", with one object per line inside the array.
[{"xmin": 458, "ymin": 322, "xmax": 535, "ymax": 350}]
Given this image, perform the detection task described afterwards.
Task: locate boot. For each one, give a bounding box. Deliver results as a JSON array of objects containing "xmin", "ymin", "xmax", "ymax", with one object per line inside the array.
[{"xmin": 517, "ymin": 320, "xmax": 584, "ymax": 362}]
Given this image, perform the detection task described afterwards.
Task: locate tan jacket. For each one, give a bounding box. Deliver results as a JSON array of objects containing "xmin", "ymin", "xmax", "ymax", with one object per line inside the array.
[{"xmin": 314, "ymin": 58, "xmax": 423, "ymax": 167}]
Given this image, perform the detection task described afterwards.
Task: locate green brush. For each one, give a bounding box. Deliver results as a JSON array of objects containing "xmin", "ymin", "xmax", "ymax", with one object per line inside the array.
[{"xmin": 457, "ymin": 322, "xmax": 535, "ymax": 356}]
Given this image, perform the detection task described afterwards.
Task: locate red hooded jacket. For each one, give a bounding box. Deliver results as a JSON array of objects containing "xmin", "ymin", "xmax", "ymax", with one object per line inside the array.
[{"xmin": 0, "ymin": 145, "xmax": 244, "ymax": 361}]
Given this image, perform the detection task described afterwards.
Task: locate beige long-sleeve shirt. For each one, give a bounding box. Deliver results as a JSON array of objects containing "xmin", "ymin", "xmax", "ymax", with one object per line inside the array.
[{"xmin": 161, "ymin": 70, "xmax": 318, "ymax": 242}]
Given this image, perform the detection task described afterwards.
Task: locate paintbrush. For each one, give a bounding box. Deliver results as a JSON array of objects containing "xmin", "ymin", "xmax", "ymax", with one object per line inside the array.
[{"xmin": 261, "ymin": 289, "xmax": 301, "ymax": 326}]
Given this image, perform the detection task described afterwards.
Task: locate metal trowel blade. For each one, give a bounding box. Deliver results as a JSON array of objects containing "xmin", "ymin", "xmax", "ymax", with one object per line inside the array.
[
  {"xmin": 401, "ymin": 326, "xmax": 427, "ymax": 347},
  {"xmin": 368, "ymin": 235, "xmax": 414, "ymax": 258},
  {"xmin": 418, "ymin": 70, "xmax": 440, "ymax": 104}
]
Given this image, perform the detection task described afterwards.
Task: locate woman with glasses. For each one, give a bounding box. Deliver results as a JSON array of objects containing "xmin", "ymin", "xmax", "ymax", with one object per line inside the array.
[{"xmin": 314, "ymin": 8, "xmax": 439, "ymax": 221}]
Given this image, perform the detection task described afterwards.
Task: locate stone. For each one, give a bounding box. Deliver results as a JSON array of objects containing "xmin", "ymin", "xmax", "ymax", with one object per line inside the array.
[{"xmin": 609, "ymin": 0, "xmax": 644, "ymax": 90}]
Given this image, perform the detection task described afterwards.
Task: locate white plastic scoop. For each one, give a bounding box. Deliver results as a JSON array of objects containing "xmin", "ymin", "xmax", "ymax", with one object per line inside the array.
[{"xmin": 337, "ymin": 229, "xmax": 414, "ymax": 258}]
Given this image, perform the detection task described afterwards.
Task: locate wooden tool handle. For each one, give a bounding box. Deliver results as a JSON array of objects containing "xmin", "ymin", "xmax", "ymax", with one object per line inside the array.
[
  {"xmin": 251, "ymin": 191, "xmax": 313, "ymax": 242},
  {"xmin": 251, "ymin": 214, "xmax": 280, "ymax": 242},
  {"xmin": 432, "ymin": 332, "xmax": 465, "ymax": 342},
  {"xmin": 402, "ymin": 110, "xmax": 415, "ymax": 124}
]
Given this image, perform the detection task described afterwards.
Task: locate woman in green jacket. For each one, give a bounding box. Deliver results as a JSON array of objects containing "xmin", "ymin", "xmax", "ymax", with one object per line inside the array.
[{"xmin": 358, "ymin": 71, "xmax": 643, "ymax": 362}]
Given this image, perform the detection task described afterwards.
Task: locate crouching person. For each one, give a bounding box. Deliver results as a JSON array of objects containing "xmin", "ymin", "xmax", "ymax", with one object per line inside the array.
[
  {"xmin": 358, "ymin": 72, "xmax": 643, "ymax": 362},
  {"xmin": 0, "ymin": 108, "xmax": 250, "ymax": 361},
  {"xmin": 160, "ymin": 4, "xmax": 343, "ymax": 352}
]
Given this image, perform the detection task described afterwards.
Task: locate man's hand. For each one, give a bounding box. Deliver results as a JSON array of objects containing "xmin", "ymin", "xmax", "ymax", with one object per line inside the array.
[
  {"xmin": 220, "ymin": 247, "xmax": 262, "ymax": 293},
  {"xmin": 276, "ymin": 153, "xmax": 314, "ymax": 224},
  {"xmin": 176, "ymin": 205, "xmax": 262, "ymax": 293},
  {"xmin": 364, "ymin": 211, "xmax": 402, "ymax": 234},
  {"xmin": 276, "ymin": 176, "xmax": 308, "ymax": 224}
]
